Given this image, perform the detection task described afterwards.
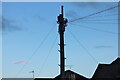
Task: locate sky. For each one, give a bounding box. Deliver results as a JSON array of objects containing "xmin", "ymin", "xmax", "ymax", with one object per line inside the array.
[
  {"xmin": 2, "ymin": 2, "xmax": 119, "ymax": 78},
  {"xmin": 1, "ymin": 0, "xmax": 120, "ymax": 2}
]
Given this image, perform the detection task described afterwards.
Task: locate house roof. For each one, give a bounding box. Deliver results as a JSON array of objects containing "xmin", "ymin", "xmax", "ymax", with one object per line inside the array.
[
  {"xmin": 92, "ymin": 58, "xmax": 120, "ymax": 79},
  {"xmin": 111, "ymin": 58, "xmax": 120, "ymax": 65},
  {"xmin": 54, "ymin": 70, "xmax": 89, "ymax": 80}
]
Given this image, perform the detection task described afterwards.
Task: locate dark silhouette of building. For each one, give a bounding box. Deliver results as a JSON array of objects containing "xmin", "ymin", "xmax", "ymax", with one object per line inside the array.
[
  {"xmin": 92, "ymin": 58, "xmax": 120, "ymax": 80},
  {"xmin": 54, "ymin": 70, "xmax": 89, "ymax": 80},
  {"xmin": 35, "ymin": 58, "xmax": 120, "ymax": 80},
  {"xmin": 2, "ymin": 58, "xmax": 120, "ymax": 80}
]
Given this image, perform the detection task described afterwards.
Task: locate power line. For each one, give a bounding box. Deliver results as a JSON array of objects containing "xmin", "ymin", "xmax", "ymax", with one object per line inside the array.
[
  {"xmin": 67, "ymin": 28, "xmax": 99, "ymax": 64},
  {"xmin": 73, "ymin": 21, "xmax": 119, "ymax": 24},
  {"xmin": 81, "ymin": 13, "xmax": 118, "ymax": 19},
  {"xmin": 69, "ymin": 5, "xmax": 119, "ymax": 23},
  {"xmin": 76, "ymin": 19, "xmax": 119, "ymax": 21},
  {"xmin": 38, "ymin": 34, "xmax": 58, "ymax": 76},
  {"xmin": 15, "ymin": 24, "xmax": 56, "ymax": 77},
  {"xmin": 70, "ymin": 23, "xmax": 119, "ymax": 35},
  {"xmin": 68, "ymin": 14, "xmax": 118, "ymax": 22}
]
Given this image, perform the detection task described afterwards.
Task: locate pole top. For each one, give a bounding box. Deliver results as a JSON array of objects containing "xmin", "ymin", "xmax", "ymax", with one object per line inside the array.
[{"xmin": 61, "ymin": 5, "xmax": 64, "ymax": 16}]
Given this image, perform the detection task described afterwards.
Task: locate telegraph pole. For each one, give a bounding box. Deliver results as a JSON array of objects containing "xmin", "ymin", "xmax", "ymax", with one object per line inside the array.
[{"xmin": 57, "ymin": 5, "xmax": 68, "ymax": 79}]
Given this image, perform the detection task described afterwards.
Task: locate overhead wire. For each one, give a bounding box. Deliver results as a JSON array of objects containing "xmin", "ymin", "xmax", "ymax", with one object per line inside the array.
[
  {"xmin": 38, "ymin": 33, "xmax": 58, "ymax": 76},
  {"xmin": 15, "ymin": 23, "xmax": 56, "ymax": 77},
  {"xmin": 70, "ymin": 23, "xmax": 119, "ymax": 35},
  {"xmin": 68, "ymin": 13, "xmax": 118, "ymax": 21},
  {"xmin": 81, "ymin": 14, "xmax": 118, "ymax": 19},
  {"xmin": 79, "ymin": 13, "xmax": 118, "ymax": 19},
  {"xmin": 76, "ymin": 19, "xmax": 119, "ymax": 21},
  {"xmin": 69, "ymin": 5, "xmax": 119, "ymax": 23},
  {"xmin": 67, "ymin": 28, "xmax": 99, "ymax": 64},
  {"xmin": 68, "ymin": 13, "xmax": 118, "ymax": 23},
  {"xmin": 72, "ymin": 21, "xmax": 119, "ymax": 24},
  {"xmin": 74, "ymin": 19, "xmax": 119, "ymax": 24},
  {"xmin": 66, "ymin": 4, "xmax": 119, "ymax": 66}
]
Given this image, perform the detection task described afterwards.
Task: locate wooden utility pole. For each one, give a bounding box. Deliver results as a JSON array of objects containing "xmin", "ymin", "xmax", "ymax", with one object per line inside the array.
[{"xmin": 57, "ymin": 5, "xmax": 68, "ymax": 79}]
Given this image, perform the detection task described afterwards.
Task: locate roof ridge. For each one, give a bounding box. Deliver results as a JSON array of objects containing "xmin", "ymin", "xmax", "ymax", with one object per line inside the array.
[{"xmin": 111, "ymin": 57, "xmax": 120, "ymax": 65}]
